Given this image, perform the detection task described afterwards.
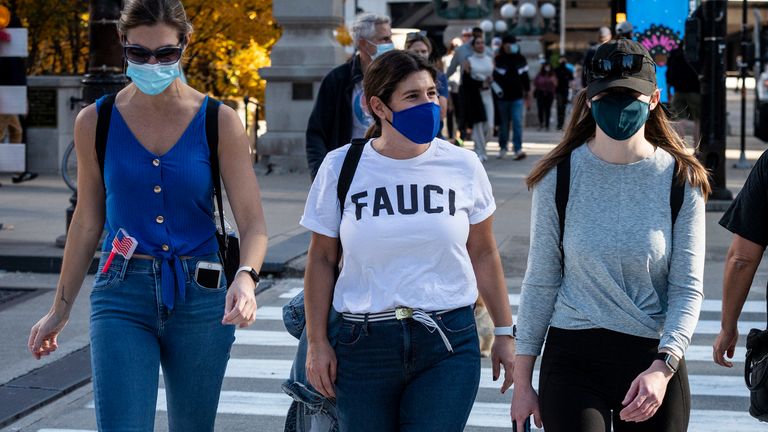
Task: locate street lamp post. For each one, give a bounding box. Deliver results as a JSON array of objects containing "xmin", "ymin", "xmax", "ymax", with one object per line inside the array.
[{"xmin": 56, "ymin": 0, "xmax": 127, "ymax": 248}]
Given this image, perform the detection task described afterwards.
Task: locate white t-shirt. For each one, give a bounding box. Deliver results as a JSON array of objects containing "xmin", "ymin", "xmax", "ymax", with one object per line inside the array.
[
  {"xmin": 300, "ymin": 138, "xmax": 496, "ymax": 314},
  {"xmin": 468, "ymin": 53, "xmax": 494, "ymax": 82}
]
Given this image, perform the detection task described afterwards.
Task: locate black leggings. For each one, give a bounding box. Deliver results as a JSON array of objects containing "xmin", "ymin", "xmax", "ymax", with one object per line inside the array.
[{"xmin": 539, "ymin": 328, "xmax": 690, "ymax": 432}]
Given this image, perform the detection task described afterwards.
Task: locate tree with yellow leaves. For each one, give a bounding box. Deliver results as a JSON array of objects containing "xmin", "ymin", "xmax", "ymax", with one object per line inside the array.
[{"xmin": 0, "ymin": 0, "xmax": 280, "ymax": 101}]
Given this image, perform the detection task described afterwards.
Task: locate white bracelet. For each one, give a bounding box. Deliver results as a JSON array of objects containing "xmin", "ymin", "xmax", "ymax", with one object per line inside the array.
[{"xmin": 494, "ymin": 325, "xmax": 516, "ymax": 338}]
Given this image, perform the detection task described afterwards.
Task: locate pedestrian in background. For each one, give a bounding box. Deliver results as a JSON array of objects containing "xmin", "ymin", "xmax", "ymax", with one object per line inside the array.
[
  {"xmin": 462, "ymin": 37, "xmax": 495, "ymax": 161},
  {"xmin": 447, "ymin": 27, "xmax": 491, "ymax": 141},
  {"xmin": 533, "ymin": 63, "xmax": 556, "ymax": 130},
  {"xmin": 666, "ymin": 44, "xmax": 701, "ymax": 145},
  {"xmin": 305, "ymin": 12, "xmax": 393, "ymax": 179},
  {"xmin": 582, "ymin": 26, "xmax": 612, "ymax": 87},
  {"xmin": 443, "ymin": 37, "xmax": 463, "ymax": 144},
  {"xmin": 302, "ymin": 50, "xmax": 516, "ymax": 432},
  {"xmin": 27, "ymin": 1, "xmax": 268, "ymax": 430},
  {"xmin": 405, "ymin": 32, "xmax": 449, "ymax": 138},
  {"xmin": 713, "ymin": 150, "xmax": 768, "ymax": 367},
  {"xmin": 554, "ymin": 57, "xmax": 574, "ymax": 130},
  {"xmin": 493, "ymin": 35, "xmax": 529, "ymax": 160},
  {"xmin": 512, "ymin": 39, "xmax": 710, "ymax": 432}
]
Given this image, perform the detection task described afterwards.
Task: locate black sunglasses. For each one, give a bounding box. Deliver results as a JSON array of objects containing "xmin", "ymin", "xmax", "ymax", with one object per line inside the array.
[
  {"xmin": 405, "ymin": 30, "xmax": 427, "ymax": 41},
  {"xmin": 123, "ymin": 43, "xmax": 184, "ymax": 65},
  {"xmin": 590, "ymin": 53, "xmax": 655, "ymax": 79}
]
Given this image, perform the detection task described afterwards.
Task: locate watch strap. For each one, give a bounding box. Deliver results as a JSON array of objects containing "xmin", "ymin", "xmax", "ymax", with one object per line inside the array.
[
  {"xmin": 494, "ymin": 325, "xmax": 517, "ymax": 338},
  {"xmin": 654, "ymin": 352, "xmax": 679, "ymax": 373},
  {"xmin": 236, "ymin": 266, "xmax": 260, "ymax": 284}
]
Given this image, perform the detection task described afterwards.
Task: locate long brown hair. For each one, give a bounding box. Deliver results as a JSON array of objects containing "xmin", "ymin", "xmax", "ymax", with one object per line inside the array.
[
  {"xmin": 363, "ymin": 50, "xmax": 437, "ymax": 139},
  {"xmin": 118, "ymin": 0, "xmax": 193, "ymax": 41},
  {"xmin": 526, "ymin": 89, "xmax": 712, "ymax": 198}
]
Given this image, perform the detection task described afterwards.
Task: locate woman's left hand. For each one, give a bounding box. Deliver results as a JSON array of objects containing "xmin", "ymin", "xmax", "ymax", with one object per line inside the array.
[
  {"xmin": 222, "ymin": 275, "xmax": 258, "ymax": 328},
  {"xmin": 619, "ymin": 361, "xmax": 673, "ymax": 422},
  {"xmin": 491, "ymin": 336, "xmax": 515, "ymax": 393}
]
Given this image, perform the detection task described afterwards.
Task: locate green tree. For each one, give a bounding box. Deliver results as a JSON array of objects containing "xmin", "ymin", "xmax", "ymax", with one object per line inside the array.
[{"xmin": 1, "ymin": 0, "xmax": 280, "ymax": 101}]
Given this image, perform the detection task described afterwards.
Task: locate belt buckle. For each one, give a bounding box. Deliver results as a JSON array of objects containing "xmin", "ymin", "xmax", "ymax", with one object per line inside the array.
[{"xmin": 395, "ymin": 307, "xmax": 413, "ymax": 320}]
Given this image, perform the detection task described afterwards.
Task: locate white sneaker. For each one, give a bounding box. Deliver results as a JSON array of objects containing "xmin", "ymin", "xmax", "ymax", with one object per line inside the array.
[
  {"xmin": 513, "ymin": 151, "xmax": 527, "ymax": 161},
  {"xmin": 498, "ymin": 149, "xmax": 507, "ymax": 159}
]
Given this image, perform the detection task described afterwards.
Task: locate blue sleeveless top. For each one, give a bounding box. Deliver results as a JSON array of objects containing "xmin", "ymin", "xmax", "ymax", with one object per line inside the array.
[{"xmin": 96, "ymin": 95, "xmax": 219, "ymax": 310}]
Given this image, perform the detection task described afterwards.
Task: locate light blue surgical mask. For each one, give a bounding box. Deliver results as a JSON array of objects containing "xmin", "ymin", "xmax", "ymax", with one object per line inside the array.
[
  {"xmin": 509, "ymin": 44, "xmax": 520, "ymax": 54},
  {"xmin": 126, "ymin": 60, "xmax": 181, "ymax": 95},
  {"xmin": 366, "ymin": 39, "xmax": 395, "ymax": 60}
]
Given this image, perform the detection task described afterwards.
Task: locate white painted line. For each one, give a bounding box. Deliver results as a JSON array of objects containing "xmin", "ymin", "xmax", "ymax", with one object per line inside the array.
[
  {"xmin": 279, "ymin": 287, "xmax": 303, "ymax": 299},
  {"xmin": 695, "ymin": 319, "xmax": 765, "ymax": 336},
  {"xmin": 234, "ymin": 329, "xmax": 298, "ymax": 346},
  {"xmin": 255, "ymin": 306, "xmax": 283, "ymax": 320},
  {"xmin": 685, "ymin": 345, "xmax": 744, "ymax": 364}
]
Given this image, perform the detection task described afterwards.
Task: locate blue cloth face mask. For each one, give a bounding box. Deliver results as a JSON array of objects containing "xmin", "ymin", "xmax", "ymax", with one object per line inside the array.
[
  {"xmin": 385, "ymin": 102, "xmax": 441, "ymax": 144},
  {"xmin": 590, "ymin": 91, "xmax": 650, "ymax": 141},
  {"xmin": 126, "ymin": 60, "xmax": 181, "ymax": 95},
  {"xmin": 366, "ymin": 40, "xmax": 395, "ymax": 60},
  {"xmin": 509, "ymin": 44, "xmax": 520, "ymax": 54}
]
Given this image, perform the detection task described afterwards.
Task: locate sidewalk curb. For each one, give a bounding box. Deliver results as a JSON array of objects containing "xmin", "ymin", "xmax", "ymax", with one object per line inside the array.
[{"xmin": 0, "ymin": 347, "xmax": 91, "ymax": 429}]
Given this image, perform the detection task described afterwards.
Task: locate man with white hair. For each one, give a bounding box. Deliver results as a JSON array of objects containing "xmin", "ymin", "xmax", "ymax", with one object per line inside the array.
[
  {"xmin": 305, "ymin": 12, "xmax": 393, "ymax": 178},
  {"xmin": 581, "ymin": 26, "xmax": 612, "ymax": 87}
]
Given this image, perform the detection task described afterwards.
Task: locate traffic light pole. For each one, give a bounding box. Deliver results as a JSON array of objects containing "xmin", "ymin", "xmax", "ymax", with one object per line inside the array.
[
  {"xmin": 56, "ymin": 0, "xmax": 126, "ymax": 247},
  {"xmin": 697, "ymin": 0, "xmax": 733, "ymax": 201}
]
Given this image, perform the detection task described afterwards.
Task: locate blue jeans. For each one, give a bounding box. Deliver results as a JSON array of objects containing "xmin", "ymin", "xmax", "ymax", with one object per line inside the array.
[
  {"xmin": 90, "ymin": 253, "xmax": 235, "ymax": 432},
  {"xmin": 334, "ymin": 306, "xmax": 480, "ymax": 432},
  {"xmin": 498, "ymin": 98, "xmax": 524, "ymax": 152}
]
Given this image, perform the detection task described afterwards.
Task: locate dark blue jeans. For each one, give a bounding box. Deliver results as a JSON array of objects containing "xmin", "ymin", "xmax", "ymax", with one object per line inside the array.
[
  {"xmin": 90, "ymin": 253, "xmax": 235, "ymax": 431},
  {"xmin": 497, "ymin": 98, "xmax": 524, "ymax": 152},
  {"xmin": 334, "ymin": 305, "xmax": 480, "ymax": 432}
]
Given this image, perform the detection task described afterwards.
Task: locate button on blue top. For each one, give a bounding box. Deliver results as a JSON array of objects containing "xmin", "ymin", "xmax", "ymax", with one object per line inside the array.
[{"xmin": 96, "ymin": 95, "xmax": 219, "ymax": 310}]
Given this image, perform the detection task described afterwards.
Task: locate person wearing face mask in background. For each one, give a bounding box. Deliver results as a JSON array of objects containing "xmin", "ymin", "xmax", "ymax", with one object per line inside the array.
[
  {"xmin": 442, "ymin": 37, "xmax": 463, "ymax": 144},
  {"xmin": 405, "ymin": 33, "xmax": 449, "ymax": 139},
  {"xmin": 493, "ymin": 35, "xmax": 530, "ymax": 160},
  {"xmin": 302, "ymin": 50, "xmax": 516, "ymax": 432},
  {"xmin": 533, "ymin": 63, "xmax": 557, "ymax": 130},
  {"xmin": 27, "ymin": 1, "xmax": 269, "ymax": 430},
  {"xmin": 462, "ymin": 37, "xmax": 495, "ymax": 161},
  {"xmin": 305, "ymin": 12, "xmax": 393, "ymax": 179},
  {"xmin": 447, "ymin": 27, "xmax": 492, "ymax": 142},
  {"xmin": 511, "ymin": 39, "xmax": 710, "ymax": 432}
]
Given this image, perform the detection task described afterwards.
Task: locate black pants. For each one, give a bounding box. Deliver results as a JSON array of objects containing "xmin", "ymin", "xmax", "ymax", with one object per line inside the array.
[
  {"xmin": 556, "ymin": 92, "xmax": 568, "ymax": 129},
  {"xmin": 536, "ymin": 93, "xmax": 554, "ymax": 129},
  {"xmin": 539, "ymin": 328, "xmax": 690, "ymax": 432}
]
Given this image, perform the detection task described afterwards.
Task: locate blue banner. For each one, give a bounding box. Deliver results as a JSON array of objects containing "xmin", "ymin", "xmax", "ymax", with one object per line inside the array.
[{"xmin": 627, "ymin": 0, "xmax": 689, "ymax": 103}]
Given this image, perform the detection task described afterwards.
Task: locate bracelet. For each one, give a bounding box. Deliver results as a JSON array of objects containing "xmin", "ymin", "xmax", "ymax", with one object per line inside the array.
[{"xmin": 493, "ymin": 325, "xmax": 516, "ymax": 338}]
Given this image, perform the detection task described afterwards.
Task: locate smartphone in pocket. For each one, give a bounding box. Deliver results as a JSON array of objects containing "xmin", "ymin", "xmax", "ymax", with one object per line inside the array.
[
  {"xmin": 195, "ymin": 261, "xmax": 223, "ymax": 289},
  {"xmin": 513, "ymin": 417, "xmax": 531, "ymax": 432}
]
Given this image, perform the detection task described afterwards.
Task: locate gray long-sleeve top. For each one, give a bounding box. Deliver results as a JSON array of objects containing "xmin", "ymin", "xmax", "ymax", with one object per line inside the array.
[{"xmin": 516, "ymin": 144, "xmax": 705, "ymax": 359}]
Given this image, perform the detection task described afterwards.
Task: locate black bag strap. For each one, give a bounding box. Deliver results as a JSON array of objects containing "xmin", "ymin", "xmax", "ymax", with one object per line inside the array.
[
  {"xmin": 96, "ymin": 93, "xmax": 116, "ymax": 189},
  {"xmin": 204, "ymin": 97, "xmax": 226, "ymax": 244},
  {"xmin": 670, "ymin": 160, "xmax": 684, "ymax": 225},
  {"xmin": 336, "ymin": 138, "xmax": 367, "ymax": 208},
  {"xmin": 555, "ymin": 155, "xmax": 571, "ymax": 273},
  {"xmin": 555, "ymin": 155, "xmax": 686, "ymax": 273}
]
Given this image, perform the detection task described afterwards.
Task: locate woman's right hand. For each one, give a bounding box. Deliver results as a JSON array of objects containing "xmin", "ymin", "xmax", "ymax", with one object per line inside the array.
[
  {"xmin": 306, "ymin": 338, "xmax": 337, "ymax": 398},
  {"xmin": 28, "ymin": 310, "xmax": 69, "ymax": 360},
  {"xmin": 511, "ymin": 383, "xmax": 543, "ymax": 430}
]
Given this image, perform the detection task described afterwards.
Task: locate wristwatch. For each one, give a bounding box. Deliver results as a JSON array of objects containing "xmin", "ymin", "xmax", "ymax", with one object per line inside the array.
[
  {"xmin": 236, "ymin": 266, "xmax": 260, "ymax": 285},
  {"xmin": 654, "ymin": 352, "xmax": 680, "ymax": 374},
  {"xmin": 494, "ymin": 325, "xmax": 516, "ymax": 339}
]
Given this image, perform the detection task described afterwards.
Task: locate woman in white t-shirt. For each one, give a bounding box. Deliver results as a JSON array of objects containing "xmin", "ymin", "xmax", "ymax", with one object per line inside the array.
[
  {"xmin": 462, "ymin": 37, "xmax": 495, "ymax": 161},
  {"xmin": 300, "ymin": 50, "xmax": 516, "ymax": 432}
]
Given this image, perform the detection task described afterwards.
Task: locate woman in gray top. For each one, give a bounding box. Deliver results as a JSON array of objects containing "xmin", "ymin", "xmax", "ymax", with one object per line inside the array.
[{"xmin": 511, "ymin": 39, "xmax": 710, "ymax": 432}]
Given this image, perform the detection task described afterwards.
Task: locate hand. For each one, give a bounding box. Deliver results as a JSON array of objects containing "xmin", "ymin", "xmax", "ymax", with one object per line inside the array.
[
  {"xmin": 463, "ymin": 60, "xmax": 471, "ymax": 74},
  {"xmin": 491, "ymin": 336, "xmax": 515, "ymax": 393},
  {"xmin": 222, "ymin": 274, "xmax": 257, "ymax": 328},
  {"xmin": 28, "ymin": 310, "xmax": 69, "ymax": 360},
  {"xmin": 307, "ymin": 338, "xmax": 337, "ymax": 398},
  {"xmin": 511, "ymin": 383, "xmax": 543, "ymax": 429},
  {"xmin": 619, "ymin": 361, "xmax": 673, "ymax": 422},
  {"xmin": 713, "ymin": 326, "xmax": 739, "ymax": 368}
]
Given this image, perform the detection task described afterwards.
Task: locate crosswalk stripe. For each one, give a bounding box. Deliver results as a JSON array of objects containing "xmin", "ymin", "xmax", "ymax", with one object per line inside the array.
[
  {"xmin": 233, "ymin": 328, "xmax": 745, "ymax": 364},
  {"xmin": 83, "ymin": 389, "xmax": 763, "ymax": 430},
  {"xmin": 211, "ymin": 358, "xmax": 750, "ymax": 397}
]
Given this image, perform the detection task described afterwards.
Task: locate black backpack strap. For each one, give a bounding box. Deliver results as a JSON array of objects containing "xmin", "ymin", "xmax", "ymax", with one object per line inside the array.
[
  {"xmin": 336, "ymin": 138, "xmax": 367, "ymax": 209},
  {"xmin": 555, "ymin": 155, "xmax": 571, "ymax": 272},
  {"xmin": 96, "ymin": 93, "xmax": 116, "ymax": 189},
  {"xmin": 204, "ymin": 97, "xmax": 226, "ymax": 238},
  {"xmin": 670, "ymin": 159, "xmax": 685, "ymax": 225}
]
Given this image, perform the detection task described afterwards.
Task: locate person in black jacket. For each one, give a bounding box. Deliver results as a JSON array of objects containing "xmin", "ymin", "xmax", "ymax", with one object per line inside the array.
[
  {"xmin": 554, "ymin": 57, "xmax": 574, "ymax": 130},
  {"xmin": 666, "ymin": 45, "xmax": 701, "ymax": 144},
  {"xmin": 305, "ymin": 12, "xmax": 392, "ymax": 179},
  {"xmin": 493, "ymin": 35, "xmax": 530, "ymax": 160}
]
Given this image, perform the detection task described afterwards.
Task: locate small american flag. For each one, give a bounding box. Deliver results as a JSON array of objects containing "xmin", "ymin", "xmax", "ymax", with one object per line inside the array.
[
  {"xmin": 112, "ymin": 228, "xmax": 138, "ymax": 258},
  {"xmin": 102, "ymin": 228, "xmax": 138, "ymax": 273}
]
